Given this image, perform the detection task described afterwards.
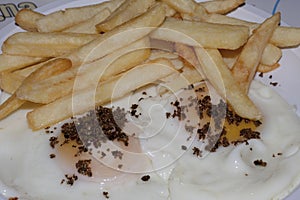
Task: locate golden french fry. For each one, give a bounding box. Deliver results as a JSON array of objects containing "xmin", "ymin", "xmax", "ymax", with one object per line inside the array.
[
  {"xmin": 174, "ymin": 42, "xmax": 199, "ymax": 68},
  {"xmin": 205, "ymin": 13, "xmax": 300, "ymax": 48},
  {"xmin": 36, "ymin": 0, "xmax": 125, "ymax": 32},
  {"xmin": 194, "ymin": 47, "xmax": 262, "ymax": 120},
  {"xmin": 160, "ymin": 0, "xmax": 198, "ymax": 15},
  {"xmin": 0, "ymin": 58, "xmax": 72, "ymax": 119},
  {"xmin": 0, "ymin": 54, "xmax": 48, "ymax": 73},
  {"xmin": 199, "ymin": 0, "xmax": 245, "ymax": 14},
  {"xmin": 13, "ymin": 61, "xmax": 47, "ymax": 77},
  {"xmin": 27, "ymin": 58, "xmax": 175, "ymax": 130},
  {"xmin": 2, "ymin": 32, "xmax": 98, "ymax": 57},
  {"xmin": 66, "ymin": 3, "xmax": 166, "ymax": 66},
  {"xmin": 63, "ymin": 9, "xmax": 111, "ymax": 34},
  {"xmin": 257, "ymin": 63, "xmax": 280, "ymax": 73},
  {"xmin": 16, "ymin": 38, "xmax": 151, "ymax": 104},
  {"xmin": 232, "ymin": 13, "xmax": 280, "ymax": 92},
  {"xmin": 15, "ymin": 58, "xmax": 72, "ymax": 101},
  {"xmin": 149, "ymin": 50, "xmax": 178, "ymax": 60},
  {"xmin": 15, "ymin": 9, "xmax": 44, "ymax": 32},
  {"xmin": 158, "ymin": 65, "xmax": 204, "ymax": 95},
  {"xmin": 151, "ymin": 18, "xmax": 249, "ymax": 50},
  {"xmin": 0, "ymin": 72, "xmax": 25, "ymax": 94},
  {"xmin": 221, "ymin": 43, "xmax": 282, "ymax": 69},
  {"xmin": 270, "ymin": 27, "xmax": 300, "ymax": 48},
  {"xmin": 0, "ymin": 94, "xmax": 26, "ymax": 120},
  {"xmin": 96, "ymin": 0, "xmax": 156, "ymax": 33},
  {"xmin": 261, "ymin": 43, "xmax": 282, "ymax": 66}
]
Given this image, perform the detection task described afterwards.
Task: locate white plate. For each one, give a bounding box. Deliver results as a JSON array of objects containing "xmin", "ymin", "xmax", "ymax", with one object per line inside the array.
[{"xmin": 0, "ymin": 0, "xmax": 300, "ymax": 199}]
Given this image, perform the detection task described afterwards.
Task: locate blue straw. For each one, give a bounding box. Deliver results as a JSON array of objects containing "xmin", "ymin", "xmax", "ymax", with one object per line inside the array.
[{"xmin": 272, "ymin": 0, "xmax": 281, "ymax": 14}]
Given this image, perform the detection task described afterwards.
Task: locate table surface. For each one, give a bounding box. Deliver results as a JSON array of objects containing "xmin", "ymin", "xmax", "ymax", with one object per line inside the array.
[{"xmin": 0, "ymin": 0, "xmax": 299, "ymax": 200}]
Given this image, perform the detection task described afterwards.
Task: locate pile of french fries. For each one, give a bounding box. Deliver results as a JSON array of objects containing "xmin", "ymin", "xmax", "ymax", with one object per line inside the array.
[{"xmin": 0, "ymin": 0, "xmax": 299, "ymax": 131}]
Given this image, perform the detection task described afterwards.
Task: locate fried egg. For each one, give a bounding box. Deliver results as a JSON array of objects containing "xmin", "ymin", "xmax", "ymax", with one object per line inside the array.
[{"xmin": 0, "ymin": 80, "xmax": 300, "ymax": 200}]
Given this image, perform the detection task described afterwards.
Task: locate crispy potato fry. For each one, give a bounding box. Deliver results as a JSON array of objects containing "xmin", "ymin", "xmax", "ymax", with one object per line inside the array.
[
  {"xmin": 96, "ymin": 0, "xmax": 156, "ymax": 33},
  {"xmin": 13, "ymin": 61, "xmax": 47, "ymax": 77},
  {"xmin": 63, "ymin": 8, "xmax": 111, "ymax": 34},
  {"xmin": 36, "ymin": 0, "xmax": 125, "ymax": 32},
  {"xmin": 15, "ymin": 9, "xmax": 44, "ymax": 32},
  {"xmin": 160, "ymin": 0, "xmax": 198, "ymax": 15},
  {"xmin": 149, "ymin": 50, "xmax": 178, "ymax": 60},
  {"xmin": 174, "ymin": 42, "xmax": 199, "ymax": 68},
  {"xmin": 194, "ymin": 47, "xmax": 262, "ymax": 120},
  {"xmin": 15, "ymin": 57, "xmax": 75, "ymax": 103},
  {"xmin": 0, "ymin": 94, "xmax": 26, "ymax": 120},
  {"xmin": 205, "ymin": 13, "xmax": 300, "ymax": 48},
  {"xmin": 0, "ymin": 54, "xmax": 48, "ymax": 73},
  {"xmin": 0, "ymin": 58, "xmax": 72, "ymax": 120},
  {"xmin": 66, "ymin": 3, "xmax": 166, "ymax": 66},
  {"xmin": 0, "ymin": 58, "xmax": 67, "ymax": 94},
  {"xmin": 232, "ymin": 13, "xmax": 280, "ymax": 92},
  {"xmin": 27, "ymin": 58, "xmax": 175, "ymax": 130},
  {"xmin": 199, "ymin": 0, "xmax": 245, "ymax": 14},
  {"xmin": 221, "ymin": 43, "xmax": 282, "ymax": 68},
  {"xmin": 270, "ymin": 27, "xmax": 300, "ymax": 48},
  {"xmin": 258, "ymin": 63, "xmax": 280, "ymax": 73},
  {"xmin": 16, "ymin": 38, "xmax": 151, "ymax": 104},
  {"xmin": 2, "ymin": 32, "xmax": 98, "ymax": 57},
  {"xmin": 0, "ymin": 72, "xmax": 24, "ymax": 94},
  {"xmin": 151, "ymin": 18, "xmax": 249, "ymax": 50},
  {"xmin": 260, "ymin": 43, "xmax": 282, "ymax": 66},
  {"xmin": 158, "ymin": 65, "xmax": 204, "ymax": 95}
]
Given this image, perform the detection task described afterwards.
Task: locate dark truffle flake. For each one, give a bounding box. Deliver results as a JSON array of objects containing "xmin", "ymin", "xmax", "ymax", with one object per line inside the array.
[
  {"xmin": 141, "ymin": 175, "xmax": 151, "ymax": 182},
  {"xmin": 103, "ymin": 191, "xmax": 110, "ymax": 199},
  {"xmin": 49, "ymin": 154, "xmax": 56, "ymax": 159},
  {"xmin": 61, "ymin": 174, "xmax": 78, "ymax": 186},
  {"xmin": 76, "ymin": 159, "xmax": 93, "ymax": 177},
  {"xmin": 253, "ymin": 159, "xmax": 267, "ymax": 167},
  {"xmin": 49, "ymin": 136, "xmax": 59, "ymax": 148},
  {"xmin": 111, "ymin": 150, "xmax": 123, "ymax": 160},
  {"xmin": 192, "ymin": 147, "xmax": 202, "ymax": 157}
]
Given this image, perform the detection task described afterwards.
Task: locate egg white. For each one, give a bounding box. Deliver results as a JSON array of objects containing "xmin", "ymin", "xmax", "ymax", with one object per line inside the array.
[{"xmin": 0, "ymin": 80, "xmax": 300, "ymax": 200}]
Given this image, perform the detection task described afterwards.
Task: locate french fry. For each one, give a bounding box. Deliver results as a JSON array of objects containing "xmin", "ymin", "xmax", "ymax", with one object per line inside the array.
[
  {"xmin": 199, "ymin": 0, "xmax": 245, "ymax": 14},
  {"xmin": 221, "ymin": 43, "xmax": 282, "ymax": 68},
  {"xmin": 194, "ymin": 47, "xmax": 262, "ymax": 120},
  {"xmin": 2, "ymin": 32, "xmax": 98, "ymax": 57},
  {"xmin": 205, "ymin": 13, "xmax": 300, "ymax": 48},
  {"xmin": 36, "ymin": 0, "xmax": 125, "ymax": 32},
  {"xmin": 260, "ymin": 43, "xmax": 282, "ymax": 66},
  {"xmin": 27, "ymin": 58, "xmax": 176, "ymax": 130},
  {"xmin": 270, "ymin": 27, "xmax": 300, "ymax": 48},
  {"xmin": 0, "ymin": 94, "xmax": 26, "ymax": 120},
  {"xmin": 0, "ymin": 54, "xmax": 48, "ymax": 73},
  {"xmin": 160, "ymin": 0, "xmax": 198, "ymax": 15},
  {"xmin": 257, "ymin": 63, "xmax": 280, "ymax": 73},
  {"xmin": 174, "ymin": 42, "xmax": 199, "ymax": 68},
  {"xmin": 96, "ymin": 0, "xmax": 156, "ymax": 33},
  {"xmin": 66, "ymin": 3, "xmax": 166, "ymax": 66},
  {"xmin": 13, "ymin": 61, "xmax": 47, "ymax": 77},
  {"xmin": 63, "ymin": 9, "xmax": 111, "ymax": 34},
  {"xmin": 15, "ymin": 9, "xmax": 44, "ymax": 32},
  {"xmin": 0, "ymin": 72, "xmax": 24, "ymax": 94},
  {"xmin": 232, "ymin": 13, "xmax": 280, "ymax": 92},
  {"xmin": 151, "ymin": 18, "xmax": 249, "ymax": 50},
  {"xmin": 164, "ymin": 0, "xmax": 245, "ymax": 16},
  {"xmin": 16, "ymin": 37, "xmax": 151, "ymax": 104},
  {"xmin": 0, "ymin": 58, "xmax": 72, "ymax": 120},
  {"xmin": 158, "ymin": 66, "xmax": 204, "ymax": 95}
]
